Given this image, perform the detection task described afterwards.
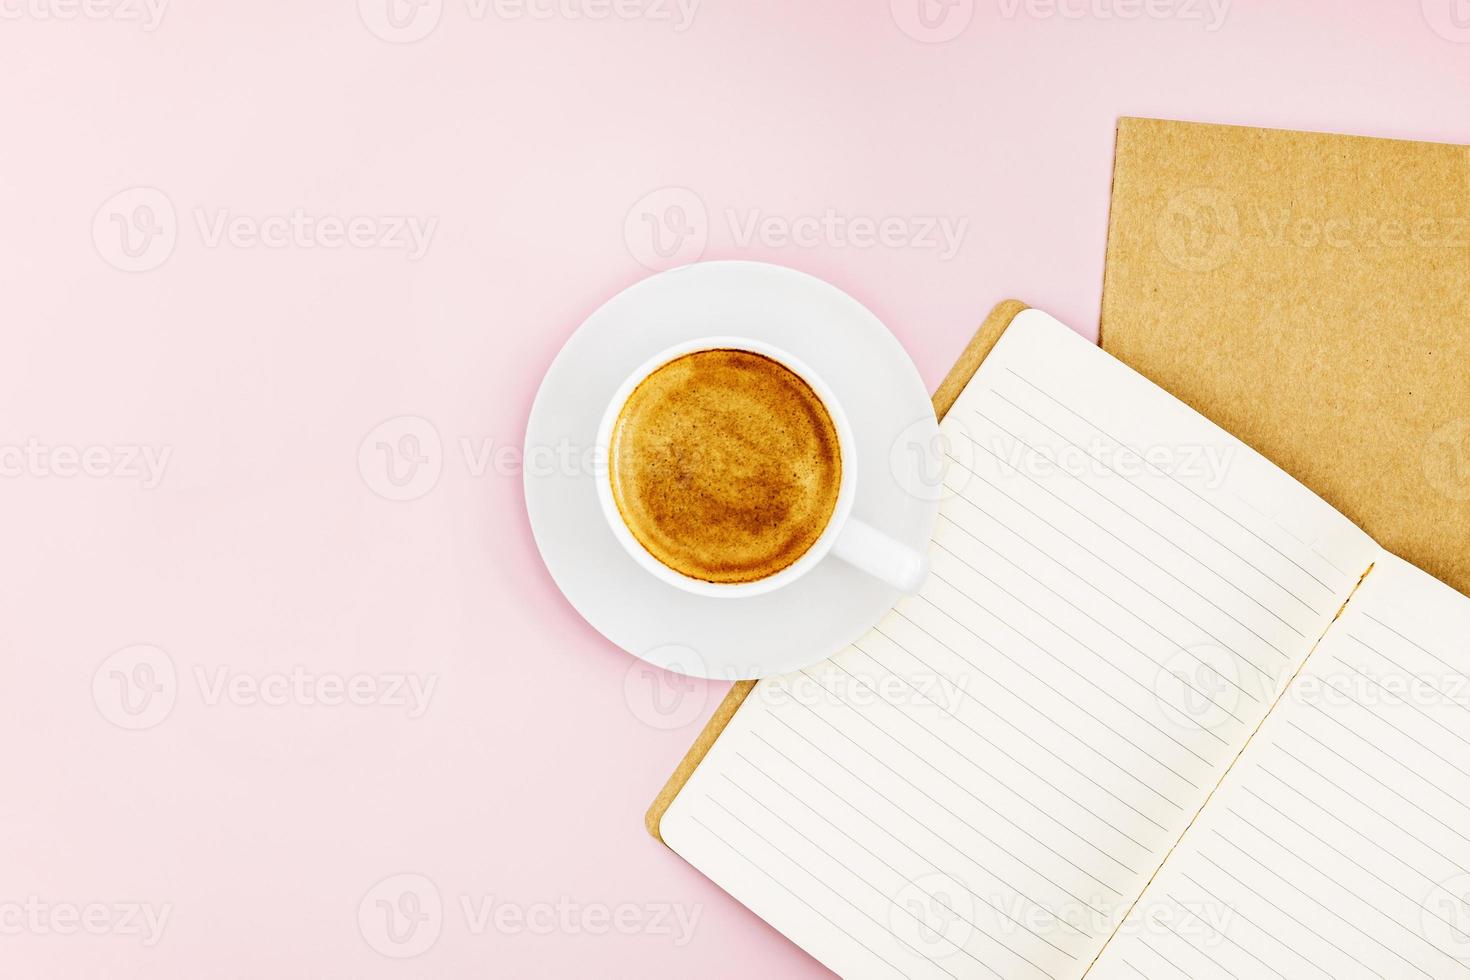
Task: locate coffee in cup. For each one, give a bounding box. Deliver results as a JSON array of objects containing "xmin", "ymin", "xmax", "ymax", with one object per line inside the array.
[
  {"xmin": 607, "ymin": 348, "xmax": 843, "ymax": 585},
  {"xmin": 596, "ymin": 337, "xmax": 928, "ymax": 598}
]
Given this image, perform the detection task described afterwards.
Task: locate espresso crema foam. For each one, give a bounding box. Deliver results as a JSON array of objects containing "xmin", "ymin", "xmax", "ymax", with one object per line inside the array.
[{"xmin": 608, "ymin": 348, "xmax": 843, "ymax": 584}]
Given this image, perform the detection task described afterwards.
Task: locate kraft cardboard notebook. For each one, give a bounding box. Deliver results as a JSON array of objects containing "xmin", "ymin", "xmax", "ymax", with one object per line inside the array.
[
  {"xmin": 1101, "ymin": 117, "xmax": 1470, "ymax": 597},
  {"xmin": 647, "ymin": 303, "xmax": 1470, "ymax": 979}
]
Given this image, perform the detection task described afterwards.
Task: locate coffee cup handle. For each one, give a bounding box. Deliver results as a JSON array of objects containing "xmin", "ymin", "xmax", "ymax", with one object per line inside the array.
[{"xmin": 831, "ymin": 519, "xmax": 929, "ymax": 595}]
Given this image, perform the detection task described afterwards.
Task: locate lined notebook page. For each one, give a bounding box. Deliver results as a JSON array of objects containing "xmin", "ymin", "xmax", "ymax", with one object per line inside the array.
[
  {"xmin": 660, "ymin": 310, "xmax": 1379, "ymax": 979},
  {"xmin": 1089, "ymin": 553, "xmax": 1470, "ymax": 980}
]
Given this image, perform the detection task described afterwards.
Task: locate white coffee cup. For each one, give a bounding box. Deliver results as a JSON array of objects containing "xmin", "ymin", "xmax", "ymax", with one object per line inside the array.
[{"xmin": 595, "ymin": 336, "xmax": 929, "ymax": 599}]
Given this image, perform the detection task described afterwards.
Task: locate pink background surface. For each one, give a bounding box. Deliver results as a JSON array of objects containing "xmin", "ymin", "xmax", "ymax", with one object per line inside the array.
[{"xmin": 3, "ymin": 1, "xmax": 1467, "ymax": 976}]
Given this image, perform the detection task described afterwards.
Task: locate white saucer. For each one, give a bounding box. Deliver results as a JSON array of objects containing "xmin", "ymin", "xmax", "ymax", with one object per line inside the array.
[{"xmin": 523, "ymin": 261, "xmax": 940, "ymax": 680}]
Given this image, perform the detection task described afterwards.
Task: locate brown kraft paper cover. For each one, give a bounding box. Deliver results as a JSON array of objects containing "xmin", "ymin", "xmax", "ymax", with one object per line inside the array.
[{"xmin": 1101, "ymin": 117, "xmax": 1470, "ymax": 596}]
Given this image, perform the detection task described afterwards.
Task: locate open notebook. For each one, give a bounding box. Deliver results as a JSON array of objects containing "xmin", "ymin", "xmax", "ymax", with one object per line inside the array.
[{"xmin": 656, "ymin": 309, "xmax": 1470, "ymax": 979}]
